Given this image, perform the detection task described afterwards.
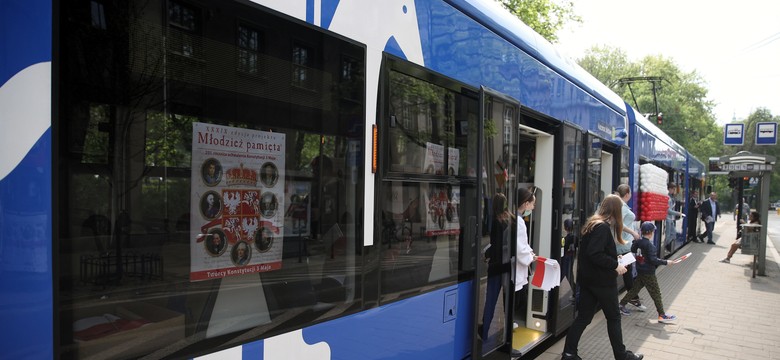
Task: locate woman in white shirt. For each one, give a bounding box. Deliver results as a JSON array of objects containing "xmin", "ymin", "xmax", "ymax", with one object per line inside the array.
[{"xmin": 515, "ymin": 187, "xmax": 537, "ymax": 292}]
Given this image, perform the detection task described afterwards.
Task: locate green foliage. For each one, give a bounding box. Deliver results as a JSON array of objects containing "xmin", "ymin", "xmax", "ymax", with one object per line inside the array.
[
  {"xmin": 145, "ymin": 112, "xmax": 193, "ymax": 167},
  {"xmin": 577, "ymin": 46, "xmax": 721, "ymax": 163},
  {"xmin": 577, "ymin": 46, "xmax": 780, "ymax": 203},
  {"xmin": 497, "ymin": 0, "xmax": 581, "ymax": 43}
]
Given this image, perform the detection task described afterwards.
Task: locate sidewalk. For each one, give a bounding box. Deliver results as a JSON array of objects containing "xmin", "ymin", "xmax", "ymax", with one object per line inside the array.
[{"xmin": 539, "ymin": 212, "xmax": 780, "ymax": 359}]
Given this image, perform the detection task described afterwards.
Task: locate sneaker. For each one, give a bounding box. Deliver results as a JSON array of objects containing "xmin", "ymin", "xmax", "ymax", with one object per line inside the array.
[
  {"xmin": 658, "ymin": 314, "xmax": 677, "ymax": 324},
  {"xmin": 628, "ymin": 299, "xmax": 647, "ymax": 312},
  {"xmin": 625, "ymin": 350, "xmax": 644, "ymax": 360},
  {"xmin": 720, "ymin": 258, "xmax": 730, "ymax": 263},
  {"xmin": 561, "ymin": 353, "xmax": 582, "ymax": 360},
  {"xmin": 619, "ymin": 304, "xmax": 631, "ymax": 316}
]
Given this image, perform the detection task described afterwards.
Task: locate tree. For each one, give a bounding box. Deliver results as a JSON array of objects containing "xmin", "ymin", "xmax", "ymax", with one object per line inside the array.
[
  {"xmin": 497, "ymin": 0, "xmax": 581, "ymax": 43},
  {"xmin": 577, "ymin": 46, "xmax": 721, "ymax": 162}
]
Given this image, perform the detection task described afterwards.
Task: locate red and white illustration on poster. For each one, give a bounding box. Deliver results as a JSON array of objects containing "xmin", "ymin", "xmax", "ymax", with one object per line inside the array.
[
  {"xmin": 423, "ymin": 183, "xmax": 461, "ymax": 237},
  {"xmin": 189, "ymin": 122, "xmax": 285, "ymax": 281}
]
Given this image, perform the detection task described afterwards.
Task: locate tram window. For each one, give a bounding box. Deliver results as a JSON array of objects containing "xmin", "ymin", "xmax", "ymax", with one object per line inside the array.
[
  {"xmin": 57, "ymin": 1, "xmax": 365, "ymax": 358},
  {"xmin": 380, "ymin": 68, "xmax": 478, "ymax": 302},
  {"xmin": 386, "ymin": 71, "xmax": 476, "ymax": 177}
]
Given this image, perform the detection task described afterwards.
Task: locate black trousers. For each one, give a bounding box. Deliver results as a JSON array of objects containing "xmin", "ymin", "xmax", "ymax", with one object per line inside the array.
[{"xmin": 564, "ymin": 284, "xmax": 627, "ymax": 360}]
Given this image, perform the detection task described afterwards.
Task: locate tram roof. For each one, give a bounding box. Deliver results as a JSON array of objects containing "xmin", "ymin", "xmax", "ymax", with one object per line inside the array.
[{"xmin": 450, "ymin": 0, "xmax": 627, "ymax": 116}]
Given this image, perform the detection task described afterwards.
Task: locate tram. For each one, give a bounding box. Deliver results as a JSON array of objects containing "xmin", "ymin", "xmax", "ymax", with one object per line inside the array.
[
  {"xmin": 625, "ymin": 107, "xmax": 707, "ymax": 259},
  {"xmin": 0, "ymin": 0, "xmax": 698, "ymax": 358}
]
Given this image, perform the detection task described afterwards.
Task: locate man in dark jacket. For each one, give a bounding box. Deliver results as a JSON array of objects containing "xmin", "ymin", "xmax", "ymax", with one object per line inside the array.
[
  {"xmin": 697, "ymin": 192, "xmax": 720, "ymax": 244},
  {"xmin": 687, "ymin": 190, "xmax": 700, "ymax": 242},
  {"xmin": 619, "ymin": 222, "xmax": 677, "ymax": 324}
]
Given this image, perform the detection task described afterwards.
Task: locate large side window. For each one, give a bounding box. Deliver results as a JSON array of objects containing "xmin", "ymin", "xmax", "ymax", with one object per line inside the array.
[
  {"xmin": 379, "ymin": 64, "xmax": 478, "ymax": 303},
  {"xmin": 58, "ymin": 1, "xmax": 365, "ymax": 358}
]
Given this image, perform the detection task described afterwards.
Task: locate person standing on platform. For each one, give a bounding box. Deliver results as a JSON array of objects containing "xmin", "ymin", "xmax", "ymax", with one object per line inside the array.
[
  {"xmin": 697, "ymin": 192, "xmax": 720, "ymax": 244},
  {"xmin": 665, "ymin": 183, "xmax": 685, "ymax": 251},
  {"xmin": 615, "ymin": 184, "xmax": 645, "ymax": 315},
  {"xmin": 562, "ymin": 194, "xmax": 644, "ymax": 360},
  {"xmin": 687, "ymin": 190, "xmax": 700, "ymax": 242}
]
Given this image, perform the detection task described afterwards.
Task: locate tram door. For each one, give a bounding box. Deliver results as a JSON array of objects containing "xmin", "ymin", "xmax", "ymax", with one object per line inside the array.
[
  {"xmin": 553, "ymin": 125, "xmax": 584, "ymax": 335},
  {"xmin": 476, "ymin": 91, "xmax": 520, "ymax": 358},
  {"xmin": 511, "ymin": 124, "xmax": 555, "ymax": 356},
  {"xmin": 475, "ymin": 89, "xmax": 555, "ymax": 358}
]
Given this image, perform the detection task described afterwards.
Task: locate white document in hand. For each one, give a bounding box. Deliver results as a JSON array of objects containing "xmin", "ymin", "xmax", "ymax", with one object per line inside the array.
[{"xmin": 619, "ymin": 252, "xmax": 636, "ymax": 266}]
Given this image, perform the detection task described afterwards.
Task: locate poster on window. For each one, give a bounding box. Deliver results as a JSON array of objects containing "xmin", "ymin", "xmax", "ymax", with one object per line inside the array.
[
  {"xmin": 448, "ymin": 147, "xmax": 459, "ymax": 176},
  {"xmin": 190, "ymin": 122, "xmax": 285, "ymax": 281},
  {"xmin": 423, "ymin": 142, "xmax": 443, "ymax": 174},
  {"xmin": 423, "ymin": 183, "xmax": 461, "ymax": 236}
]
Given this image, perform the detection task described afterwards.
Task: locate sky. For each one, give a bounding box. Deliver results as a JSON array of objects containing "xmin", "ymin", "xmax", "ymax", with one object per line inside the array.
[{"xmin": 555, "ymin": 0, "xmax": 780, "ymax": 125}]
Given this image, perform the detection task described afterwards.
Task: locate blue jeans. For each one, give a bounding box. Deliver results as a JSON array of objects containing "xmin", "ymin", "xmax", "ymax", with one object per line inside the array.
[
  {"xmin": 704, "ymin": 221, "xmax": 715, "ymax": 242},
  {"xmin": 481, "ymin": 273, "xmax": 503, "ymax": 339},
  {"xmin": 665, "ymin": 219, "xmax": 676, "ymax": 249}
]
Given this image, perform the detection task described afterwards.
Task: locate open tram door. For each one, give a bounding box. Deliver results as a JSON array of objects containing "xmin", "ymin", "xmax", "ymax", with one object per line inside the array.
[
  {"xmin": 583, "ymin": 133, "xmax": 628, "ymax": 285},
  {"xmin": 473, "ymin": 89, "xmax": 519, "ymax": 359},
  {"xmin": 472, "ymin": 87, "xmax": 556, "ymax": 359}
]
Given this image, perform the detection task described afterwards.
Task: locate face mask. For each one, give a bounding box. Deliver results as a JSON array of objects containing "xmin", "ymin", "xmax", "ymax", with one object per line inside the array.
[{"xmin": 521, "ymin": 209, "xmax": 532, "ymax": 217}]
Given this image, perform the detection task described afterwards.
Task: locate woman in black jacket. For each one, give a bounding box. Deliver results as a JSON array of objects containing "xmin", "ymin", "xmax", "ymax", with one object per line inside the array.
[
  {"xmin": 480, "ymin": 193, "xmax": 513, "ymax": 340},
  {"xmin": 562, "ymin": 194, "xmax": 643, "ymax": 360}
]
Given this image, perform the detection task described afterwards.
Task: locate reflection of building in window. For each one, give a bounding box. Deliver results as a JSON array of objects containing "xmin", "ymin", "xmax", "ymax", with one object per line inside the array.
[
  {"xmin": 238, "ymin": 25, "xmax": 261, "ymax": 75},
  {"xmin": 340, "ymin": 56, "xmax": 361, "ymax": 100},
  {"xmin": 168, "ymin": 1, "xmax": 200, "ymax": 57},
  {"xmin": 292, "ymin": 43, "xmax": 312, "ymax": 89},
  {"xmin": 90, "ymin": 1, "xmax": 106, "ymax": 30}
]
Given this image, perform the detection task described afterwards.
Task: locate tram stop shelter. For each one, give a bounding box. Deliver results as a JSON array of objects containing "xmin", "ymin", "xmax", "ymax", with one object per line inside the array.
[{"xmin": 716, "ymin": 151, "xmax": 775, "ymax": 276}]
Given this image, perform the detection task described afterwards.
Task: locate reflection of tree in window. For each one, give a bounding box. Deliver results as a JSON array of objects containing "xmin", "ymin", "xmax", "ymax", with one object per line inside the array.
[
  {"xmin": 81, "ymin": 104, "xmax": 110, "ymax": 164},
  {"xmin": 388, "ymin": 71, "xmax": 453, "ymax": 170},
  {"xmin": 144, "ymin": 112, "xmax": 193, "ymax": 168},
  {"xmin": 238, "ymin": 25, "xmax": 261, "ymax": 75}
]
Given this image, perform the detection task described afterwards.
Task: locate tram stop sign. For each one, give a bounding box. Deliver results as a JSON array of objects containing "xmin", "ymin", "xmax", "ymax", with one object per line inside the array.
[{"xmin": 716, "ymin": 151, "xmax": 775, "ymax": 276}]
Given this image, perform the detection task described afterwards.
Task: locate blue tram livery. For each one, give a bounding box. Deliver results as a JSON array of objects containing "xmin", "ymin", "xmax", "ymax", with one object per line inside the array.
[{"xmin": 0, "ymin": 0, "xmax": 701, "ymax": 358}]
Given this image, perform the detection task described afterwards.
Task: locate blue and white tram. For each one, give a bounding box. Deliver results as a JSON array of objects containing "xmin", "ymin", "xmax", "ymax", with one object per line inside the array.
[
  {"xmin": 1, "ymin": 0, "xmax": 695, "ymax": 359},
  {"xmin": 625, "ymin": 107, "xmax": 698, "ymax": 259}
]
